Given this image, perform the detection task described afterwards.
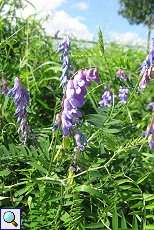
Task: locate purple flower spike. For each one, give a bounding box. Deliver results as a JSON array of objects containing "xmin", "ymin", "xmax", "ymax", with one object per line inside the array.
[
  {"xmin": 99, "ymin": 88, "xmax": 112, "ymax": 107},
  {"xmin": 118, "ymin": 87, "xmax": 129, "ymax": 104},
  {"xmin": 8, "ymin": 77, "xmax": 29, "ymax": 121},
  {"xmin": 147, "ymin": 102, "xmax": 154, "ymax": 111},
  {"xmin": 116, "ymin": 69, "xmax": 128, "ymax": 81},
  {"xmin": 57, "ymin": 36, "xmax": 70, "ymax": 89},
  {"xmin": 8, "ymin": 77, "xmax": 30, "ymax": 144},
  {"xmin": 139, "ymin": 38, "xmax": 154, "ymax": 90},
  {"xmin": 61, "ymin": 68, "xmax": 99, "ymax": 136}
]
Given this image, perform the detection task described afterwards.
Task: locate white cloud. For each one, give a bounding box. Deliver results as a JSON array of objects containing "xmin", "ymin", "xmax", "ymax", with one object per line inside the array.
[
  {"xmin": 43, "ymin": 10, "xmax": 93, "ymax": 40},
  {"xmin": 74, "ymin": 1, "xmax": 89, "ymax": 11},
  {"xmin": 110, "ymin": 32, "xmax": 146, "ymax": 47},
  {"xmin": 18, "ymin": 0, "xmax": 92, "ymax": 40},
  {"xmin": 19, "ymin": 0, "xmax": 66, "ymax": 18},
  {"xmin": 27, "ymin": 0, "xmax": 65, "ymax": 11}
]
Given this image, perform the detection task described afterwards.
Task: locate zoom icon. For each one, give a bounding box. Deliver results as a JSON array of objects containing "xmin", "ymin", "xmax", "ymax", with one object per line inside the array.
[{"xmin": 0, "ymin": 208, "xmax": 21, "ymax": 230}]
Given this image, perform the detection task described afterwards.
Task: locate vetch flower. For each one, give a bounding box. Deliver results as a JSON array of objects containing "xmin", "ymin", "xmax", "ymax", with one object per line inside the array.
[
  {"xmin": 116, "ymin": 69, "xmax": 128, "ymax": 81},
  {"xmin": 52, "ymin": 37, "xmax": 71, "ymax": 131},
  {"xmin": 61, "ymin": 110, "xmax": 74, "ymax": 136},
  {"xmin": 8, "ymin": 77, "xmax": 29, "ymax": 122},
  {"xmin": 57, "ymin": 36, "xmax": 70, "ymax": 89},
  {"xmin": 147, "ymin": 102, "xmax": 154, "ymax": 111},
  {"xmin": 99, "ymin": 88, "xmax": 112, "ymax": 107},
  {"xmin": 8, "ymin": 77, "xmax": 30, "ymax": 144},
  {"xmin": 139, "ymin": 38, "xmax": 154, "ymax": 89},
  {"xmin": 74, "ymin": 130, "xmax": 87, "ymax": 151},
  {"xmin": 61, "ymin": 68, "xmax": 99, "ymax": 136},
  {"xmin": 118, "ymin": 87, "xmax": 129, "ymax": 104},
  {"xmin": 139, "ymin": 68, "xmax": 150, "ymax": 89}
]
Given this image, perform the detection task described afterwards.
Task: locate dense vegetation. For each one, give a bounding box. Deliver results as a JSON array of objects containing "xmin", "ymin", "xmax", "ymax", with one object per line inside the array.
[{"xmin": 1, "ymin": 1, "xmax": 154, "ymax": 229}]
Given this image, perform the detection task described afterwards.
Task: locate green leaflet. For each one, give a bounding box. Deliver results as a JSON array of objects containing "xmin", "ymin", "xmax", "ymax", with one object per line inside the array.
[{"xmin": 112, "ymin": 205, "xmax": 118, "ymax": 230}]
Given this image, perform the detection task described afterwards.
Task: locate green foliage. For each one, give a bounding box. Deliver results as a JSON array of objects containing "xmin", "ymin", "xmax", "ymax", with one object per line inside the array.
[
  {"xmin": 118, "ymin": 0, "xmax": 154, "ymax": 50},
  {"xmin": 1, "ymin": 1, "xmax": 154, "ymax": 230},
  {"xmin": 118, "ymin": 0, "xmax": 154, "ymax": 26}
]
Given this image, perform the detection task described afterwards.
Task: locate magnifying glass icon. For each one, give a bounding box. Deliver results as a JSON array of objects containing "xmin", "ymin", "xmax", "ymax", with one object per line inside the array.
[{"xmin": 3, "ymin": 211, "xmax": 18, "ymax": 227}]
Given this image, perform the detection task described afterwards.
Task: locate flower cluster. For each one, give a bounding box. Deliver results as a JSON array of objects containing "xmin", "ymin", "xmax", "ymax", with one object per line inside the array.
[
  {"xmin": 118, "ymin": 87, "xmax": 129, "ymax": 104},
  {"xmin": 99, "ymin": 88, "xmax": 112, "ymax": 107},
  {"xmin": 99, "ymin": 69, "xmax": 129, "ymax": 108},
  {"xmin": 139, "ymin": 68, "xmax": 151, "ymax": 89},
  {"xmin": 61, "ymin": 68, "xmax": 99, "ymax": 137},
  {"xmin": 8, "ymin": 77, "xmax": 30, "ymax": 144},
  {"xmin": 57, "ymin": 37, "xmax": 70, "ymax": 89},
  {"xmin": 139, "ymin": 38, "xmax": 154, "ymax": 89},
  {"xmin": 99, "ymin": 87, "xmax": 129, "ymax": 107},
  {"xmin": 116, "ymin": 69, "xmax": 128, "ymax": 81}
]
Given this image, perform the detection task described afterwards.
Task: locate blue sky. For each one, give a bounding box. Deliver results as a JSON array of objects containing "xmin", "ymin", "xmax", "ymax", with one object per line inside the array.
[
  {"xmin": 23, "ymin": 0, "xmax": 154, "ymax": 46},
  {"xmin": 60, "ymin": 0, "xmax": 154, "ymax": 42}
]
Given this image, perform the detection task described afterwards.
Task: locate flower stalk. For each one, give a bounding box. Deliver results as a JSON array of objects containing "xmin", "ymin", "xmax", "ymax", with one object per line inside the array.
[{"xmin": 8, "ymin": 77, "xmax": 30, "ymax": 144}]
